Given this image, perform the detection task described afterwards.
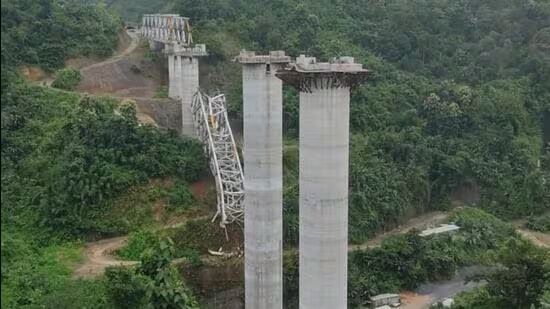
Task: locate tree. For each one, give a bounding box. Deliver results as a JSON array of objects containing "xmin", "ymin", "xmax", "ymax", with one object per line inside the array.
[
  {"xmin": 139, "ymin": 238, "xmax": 199, "ymax": 309},
  {"xmin": 485, "ymin": 238, "xmax": 549, "ymax": 308}
]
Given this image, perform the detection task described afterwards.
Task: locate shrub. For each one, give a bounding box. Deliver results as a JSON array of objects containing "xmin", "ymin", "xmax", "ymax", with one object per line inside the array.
[
  {"xmin": 139, "ymin": 238, "xmax": 199, "ymax": 309},
  {"xmin": 51, "ymin": 68, "xmax": 82, "ymax": 90},
  {"xmin": 167, "ymin": 182, "xmax": 195, "ymax": 211},
  {"xmin": 105, "ymin": 267, "xmax": 149, "ymax": 308},
  {"xmin": 153, "ymin": 86, "xmax": 168, "ymax": 98},
  {"xmin": 37, "ymin": 279, "xmax": 111, "ymax": 309},
  {"xmin": 116, "ymin": 230, "xmax": 159, "ymax": 261},
  {"xmin": 525, "ymin": 214, "xmax": 550, "ymax": 232},
  {"xmin": 450, "ymin": 207, "xmax": 515, "ymax": 251}
]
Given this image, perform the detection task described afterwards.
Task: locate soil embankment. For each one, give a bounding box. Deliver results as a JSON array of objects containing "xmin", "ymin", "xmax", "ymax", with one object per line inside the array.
[{"xmin": 77, "ymin": 29, "xmax": 158, "ymax": 97}]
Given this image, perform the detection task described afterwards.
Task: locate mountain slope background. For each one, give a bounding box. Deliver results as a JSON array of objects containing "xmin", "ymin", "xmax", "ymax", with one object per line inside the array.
[{"xmin": 1, "ymin": 0, "xmax": 549, "ymax": 308}]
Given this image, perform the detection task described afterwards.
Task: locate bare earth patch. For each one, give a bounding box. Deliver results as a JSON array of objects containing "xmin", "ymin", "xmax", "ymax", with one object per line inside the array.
[
  {"xmin": 72, "ymin": 236, "xmax": 137, "ymax": 279},
  {"xmin": 349, "ymin": 210, "xmax": 449, "ymax": 251}
]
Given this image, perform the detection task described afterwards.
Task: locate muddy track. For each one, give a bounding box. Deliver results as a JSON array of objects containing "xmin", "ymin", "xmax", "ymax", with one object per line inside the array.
[
  {"xmin": 73, "ymin": 236, "xmax": 138, "ymax": 279},
  {"xmin": 72, "ymin": 215, "xmax": 211, "ymax": 279},
  {"xmin": 72, "ymin": 207, "xmax": 549, "ymax": 279},
  {"xmin": 349, "ymin": 211, "xmax": 449, "ymax": 251},
  {"xmin": 80, "ymin": 29, "xmax": 141, "ymax": 72},
  {"xmin": 73, "ymin": 211, "xmax": 449, "ymax": 279}
]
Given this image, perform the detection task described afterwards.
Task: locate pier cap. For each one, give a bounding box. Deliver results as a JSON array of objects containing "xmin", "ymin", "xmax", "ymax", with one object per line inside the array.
[
  {"xmin": 276, "ymin": 55, "xmax": 369, "ymax": 92},
  {"xmin": 165, "ymin": 43, "xmax": 208, "ymax": 57},
  {"xmin": 235, "ymin": 50, "xmax": 291, "ymax": 64}
]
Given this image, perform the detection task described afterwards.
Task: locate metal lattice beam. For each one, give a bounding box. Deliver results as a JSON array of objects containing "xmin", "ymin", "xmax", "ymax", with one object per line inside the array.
[
  {"xmin": 192, "ymin": 91, "xmax": 244, "ymax": 227},
  {"xmin": 141, "ymin": 14, "xmax": 193, "ymax": 45}
]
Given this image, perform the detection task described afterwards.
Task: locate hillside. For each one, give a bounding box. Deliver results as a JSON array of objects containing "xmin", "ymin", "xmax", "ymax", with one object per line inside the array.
[
  {"xmin": 1, "ymin": 0, "xmax": 549, "ymax": 308},
  {"xmin": 170, "ymin": 0, "xmax": 550, "ymax": 244}
]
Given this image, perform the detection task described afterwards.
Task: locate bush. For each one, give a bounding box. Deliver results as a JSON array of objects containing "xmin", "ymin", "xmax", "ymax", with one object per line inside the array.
[
  {"xmin": 116, "ymin": 230, "xmax": 159, "ymax": 261},
  {"xmin": 51, "ymin": 68, "xmax": 81, "ymax": 90},
  {"xmin": 36, "ymin": 279, "xmax": 111, "ymax": 309},
  {"xmin": 454, "ymin": 238, "xmax": 550, "ymax": 309},
  {"xmin": 106, "ymin": 239, "xmax": 199, "ymax": 309},
  {"xmin": 153, "ymin": 86, "xmax": 168, "ymax": 98},
  {"xmin": 0, "ymin": 232, "xmax": 93, "ymax": 309},
  {"xmin": 167, "ymin": 182, "xmax": 195, "ymax": 211},
  {"xmin": 105, "ymin": 267, "xmax": 149, "ymax": 308},
  {"xmin": 525, "ymin": 214, "xmax": 550, "ymax": 232},
  {"xmin": 450, "ymin": 207, "xmax": 515, "ymax": 251},
  {"xmin": 139, "ymin": 238, "xmax": 199, "ymax": 309}
]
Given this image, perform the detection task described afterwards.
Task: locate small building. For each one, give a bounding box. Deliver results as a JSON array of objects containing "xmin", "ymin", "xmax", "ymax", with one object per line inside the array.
[
  {"xmin": 419, "ymin": 224, "xmax": 460, "ymax": 237},
  {"xmin": 369, "ymin": 293, "xmax": 400, "ymax": 308}
]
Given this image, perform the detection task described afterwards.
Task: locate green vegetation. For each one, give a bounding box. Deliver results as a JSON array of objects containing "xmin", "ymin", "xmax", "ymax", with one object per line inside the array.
[
  {"xmin": 347, "ymin": 207, "xmax": 516, "ymax": 307},
  {"xmin": 51, "ymin": 68, "xmax": 82, "ymax": 90},
  {"xmin": 525, "ymin": 213, "xmax": 550, "ymax": 232},
  {"xmin": 453, "ymin": 238, "xmax": 550, "ymax": 309},
  {"xmin": 2, "ymin": 83, "xmax": 205, "ymax": 238},
  {"xmin": 153, "ymin": 85, "xmax": 169, "ymax": 98},
  {"xmin": 281, "ymin": 207, "xmax": 523, "ymax": 308},
  {"xmin": 107, "ymin": 238, "xmax": 199, "ymax": 308},
  {"xmin": 167, "ymin": 181, "xmax": 196, "ymax": 211},
  {"xmin": 173, "ymin": 0, "xmax": 550, "ymax": 244},
  {"xmin": 0, "ymin": 230, "xmax": 108, "ymax": 308},
  {"xmin": 2, "ymin": 0, "xmax": 549, "ymax": 308},
  {"xmin": 1, "ymin": 0, "xmax": 121, "ymax": 88},
  {"xmin": 169, "ymin": 217, "xmax": 242, "ymax": 256},
  {"xmin": 116, "ymin": 230, "xmax": 159, "ymax": 260},
  {"xmin": 1, "ymin": 1, "xmax": 207, "ymax": 306}
]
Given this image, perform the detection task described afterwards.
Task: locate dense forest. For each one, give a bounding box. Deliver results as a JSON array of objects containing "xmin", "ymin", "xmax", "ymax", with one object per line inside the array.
[
  {"xmin": 172, "ymin": 0, "xmax": 550, "ymax": 244},
  {"xmin": 1, "ymin": 0, "xmax": 549, "ymax": 308}
]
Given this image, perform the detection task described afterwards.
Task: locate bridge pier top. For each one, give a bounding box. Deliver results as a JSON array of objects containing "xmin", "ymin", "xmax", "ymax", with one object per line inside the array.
[{"xmin": 164, "ymin": 43, "xmax": 208, "ymax": 57}]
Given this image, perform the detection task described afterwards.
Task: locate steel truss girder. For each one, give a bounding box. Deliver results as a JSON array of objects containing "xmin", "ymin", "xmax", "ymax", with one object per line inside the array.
[{"xmin": 192, "ymin": 91, "xmax": 244, "ymax": 227}]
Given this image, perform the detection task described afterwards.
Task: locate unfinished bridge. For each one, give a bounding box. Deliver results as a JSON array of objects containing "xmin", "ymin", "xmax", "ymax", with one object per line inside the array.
[
  {"xmin": 142, "ymin": 13, "xmax": 369, "ymax": 309},
  {"xmin": 141, "ymin": 14, "xmax": 242, "ymax": 228}
]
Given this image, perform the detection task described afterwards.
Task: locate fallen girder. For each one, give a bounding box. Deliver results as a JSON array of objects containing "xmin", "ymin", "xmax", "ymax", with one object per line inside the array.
[{"xmin": 191, "ymin": 91, "xmax": 244, "ymax": 227}]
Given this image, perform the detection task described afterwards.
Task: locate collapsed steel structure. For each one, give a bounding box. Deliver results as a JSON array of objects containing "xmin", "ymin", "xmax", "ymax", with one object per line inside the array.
[{"xmin": 191, "ymin": 92, "xmax": 244, "ymax": 226}]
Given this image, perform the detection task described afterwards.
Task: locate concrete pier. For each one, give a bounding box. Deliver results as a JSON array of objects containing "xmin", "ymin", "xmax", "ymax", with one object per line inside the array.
[
  {"xmin": 237, "ymin": 51, "xmax": 290, "ymax": 309},
  {"xmin": 167, "ymin": 55, "xmax": 177, "ymax": 98},
  {"xmin": 277, "ymin": 55, "xmax": 368, "ymax": 309},
  {"xmin": 165, "ymin": 44, "xmax": 207, "ymax": 135}
]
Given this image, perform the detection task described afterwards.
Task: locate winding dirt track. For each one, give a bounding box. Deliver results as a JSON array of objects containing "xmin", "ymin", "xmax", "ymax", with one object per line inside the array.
[
  {"xmin": 80, "ymin": 29, "xmax": 141, "ymax": 72},
  {"xmin": 349, "ymin": 211, "xmax": 448, "ymax": 251},
  {"xmin": 72, "ymin": 207, "xmax": 549, "ymax": 279},
  {"xmin": 72, "ymin": 211, "xmax": 450, "ymax": 279},
  {"xmin": 73, "ymin": 236, "xmax": 138, "ymax": 279}
]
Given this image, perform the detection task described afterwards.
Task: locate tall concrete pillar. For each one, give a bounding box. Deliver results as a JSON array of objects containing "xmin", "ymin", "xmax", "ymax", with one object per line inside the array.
[
  {"xmin": 277, "ymin": 55, "xmax": 368, "ymax": 309},
  {"xmin": 168, "ymin": 54, "xmax": 177, "ymax": 98},
  {"xmin": 165, "ymin": 44, "xmax": 207, "ymax": 136},
  {"xmin": 237, "ymin": 51, "xmax": 290, "ymax": 309},
  {"xmin": 180, "ymin": 56, "xmax": 199, "ymax": 136}
]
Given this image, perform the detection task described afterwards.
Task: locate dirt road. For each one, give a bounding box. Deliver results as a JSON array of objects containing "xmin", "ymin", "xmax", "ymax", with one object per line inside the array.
[
  {"xmin": 349, "ymin": 211, "xmax": 449, "ymax": 251},
  {"xmin": 80, "ymin": 29, "xmax": 141, "ymax": 72},
  {"xmin": 73, "ymin": 236, "xmax": 138, "ymax": 279},
  {"xmin": 513, "ymin": 216, "xmax": 550, "ymax": 248},
  {"xmin": 77, "ymin": 29, "xmax": 160, "ymax": 98}
]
